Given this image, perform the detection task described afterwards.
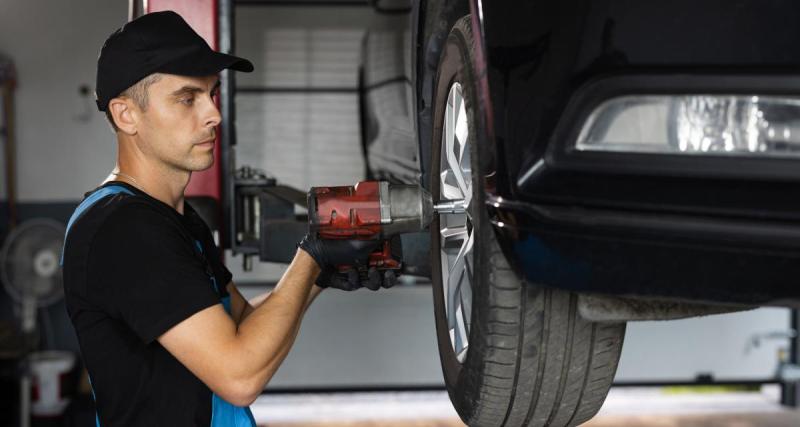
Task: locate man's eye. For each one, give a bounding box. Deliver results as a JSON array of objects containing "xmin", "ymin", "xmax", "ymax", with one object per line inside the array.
[{"xmin": 180, "ymin": 97, "xmax": 194, "ymax": 105}]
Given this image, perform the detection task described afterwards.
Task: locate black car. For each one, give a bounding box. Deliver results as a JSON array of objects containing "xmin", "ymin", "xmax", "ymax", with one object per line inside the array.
[{"xmin": 361, "ymin": 0, "xmax": 800, "ymax": 426}]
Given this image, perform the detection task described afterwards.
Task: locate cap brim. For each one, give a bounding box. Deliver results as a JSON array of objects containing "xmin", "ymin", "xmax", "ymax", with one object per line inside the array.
[
  {"xmin": 161, "ymin": 48, "xmax": 254, "ymax": 76},
  {"xmin": 212, "ymin": 51, "xmax": 254, "ymax": 73}
]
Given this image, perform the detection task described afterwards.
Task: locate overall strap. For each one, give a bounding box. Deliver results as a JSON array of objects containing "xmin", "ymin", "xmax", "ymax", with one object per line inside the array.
[
  {"xmin": 60, "ymin": 185, "xmax": 135, "ymax": 265},
  {"xmin": 193, "ymin": 240, "xmax": 232, "ymax": 313}
]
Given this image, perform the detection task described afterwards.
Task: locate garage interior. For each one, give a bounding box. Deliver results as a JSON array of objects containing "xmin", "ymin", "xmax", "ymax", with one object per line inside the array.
[{"xmin": 2, "ymin": 0, "xmax": 800, "ymax": 426}]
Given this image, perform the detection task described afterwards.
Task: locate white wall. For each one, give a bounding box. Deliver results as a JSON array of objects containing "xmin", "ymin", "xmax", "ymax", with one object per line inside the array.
[
  {"xmin": 229, "ymin": 5, "xmax": 408, "ymax": 282},
  {"xmin": 239, "ymin": 284, "xmax": 444, "ymax": 388},
  {"xmin": 0, "ymin": 3, "xmax": 406, "ymax": 202},
  {"xmin": 617, "ymin": 308, "xmax": 791, "ymax": 382},
  {"xmin": 234, "ymin": 5, "xmax": 407, "ymax": 191},
  {"xmin": 0, "ymin": 0, "xmax": 127, "ymax": 202}
]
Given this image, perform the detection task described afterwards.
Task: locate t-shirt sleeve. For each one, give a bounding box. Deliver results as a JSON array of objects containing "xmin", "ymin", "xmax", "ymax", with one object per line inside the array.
[
  {"xmin": 195, "ymin": 217, "xmax": 233, "ymax": 293},
  {"xmin": 87, "ymin": 203, "xmax": 221, "ymax": 344}
]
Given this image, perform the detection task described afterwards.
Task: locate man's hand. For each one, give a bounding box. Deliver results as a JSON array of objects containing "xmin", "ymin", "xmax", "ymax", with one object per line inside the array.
[
  {"xmin": 316, "ymin": 266, "xmax": 398, "ymax": 291},
  {"xmin": 299, "ymin": 233, "xmax": 399, "ymax": 291},
  {"xmin": 298, "ymin": 233, "xmax": 379, "ymax": 271}
]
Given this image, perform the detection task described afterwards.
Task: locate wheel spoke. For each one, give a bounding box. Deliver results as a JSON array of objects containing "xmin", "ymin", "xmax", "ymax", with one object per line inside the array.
[
  {"xmin": 447, "ymin": 229, "xmax": 472, "ymax": 279},
  {"xmin": 447, "ymin": 148, "xmax": 470, "ymax": 206},
  {"xmin": 441, "ymin": 224, "xmax": 468, "ymax": 250},
  {"xmin": 450, "ymin": 84, "xmax": 473, "ymax": 209},
  {"xmin": 455, "ymin": 100, "xmax": 469, "ymax": 161},
  {"xmin": 446, "ymin": 230, "xmax": 473, "ymax": 332},
  {"xmin": 441, "ymin": 254, "xmax": 452, "ymax": 316},
  {"xmin": 445, "ymin": 88, "xmax": 456, "ymax": 171},
  {"xmin": 455, "ymin": 344, "xmax": 469, "ymax": 362},
  {"xmin": 440, "ymin": 170, "xmax": 462, "ymax": 200},
  {"xmin": 446, "ymin": 126, "xmax": 470, "ymax": 202},
  {"xmin": 462, "ymin": 255, "xmax": 473, "ymax": 330},
  {"xmin": 447, "ymin": 266, "xmax": 466, "ymax": 330},
  {"xmin": 453, "ymin": 300, "xmax": 469, "ymax": 356},
  {"xmin": 442, "ymin": 223, "xmax": 468, "ymax": 325}
]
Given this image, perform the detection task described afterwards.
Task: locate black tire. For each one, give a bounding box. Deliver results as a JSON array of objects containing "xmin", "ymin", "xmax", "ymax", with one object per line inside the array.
[{"xmin": 429, "ymin": 16, "xmax": 627, "ymax": 427}]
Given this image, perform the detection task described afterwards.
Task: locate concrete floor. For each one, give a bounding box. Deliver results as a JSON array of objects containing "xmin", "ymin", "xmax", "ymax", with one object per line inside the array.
[
  {"xmin": 253, "ymin": 386, "xmax": 800, "ymax": 426},
  {"xmin": 583, "ymin": 413, "xmax": 800, "ymax": 427},
  {"xmin": 263, "ymin": 414, "xmax": 800, "ymax": 427}
]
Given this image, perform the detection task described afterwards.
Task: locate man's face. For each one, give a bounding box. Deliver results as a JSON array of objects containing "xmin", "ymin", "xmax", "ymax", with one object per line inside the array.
[{"xmin": 135, "ymin": 74, "xmax": 221, "ymax": 173}]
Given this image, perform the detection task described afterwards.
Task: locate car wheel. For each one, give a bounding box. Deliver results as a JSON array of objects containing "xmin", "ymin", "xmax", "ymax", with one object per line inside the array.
[{"xmin": 429, "ymin": 16, "xmax": 627, "ymax": 427}]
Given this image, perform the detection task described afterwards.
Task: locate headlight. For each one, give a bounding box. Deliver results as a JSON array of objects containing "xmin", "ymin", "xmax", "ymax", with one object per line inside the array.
[{"xmin": 575, "ymin": 95, "xmax": 800, "ymax": 158}]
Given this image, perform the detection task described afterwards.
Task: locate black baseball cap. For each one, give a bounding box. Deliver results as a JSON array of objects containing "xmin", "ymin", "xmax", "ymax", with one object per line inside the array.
[{"xmin": 95, "ymin": 11, "xmax": 253, "ymax": 112}]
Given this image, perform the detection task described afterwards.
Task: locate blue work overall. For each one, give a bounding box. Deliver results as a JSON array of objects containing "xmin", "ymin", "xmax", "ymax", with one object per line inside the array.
[{"xmin": 62, "ymin": 185, "xmax": 256, "ymax": 427}]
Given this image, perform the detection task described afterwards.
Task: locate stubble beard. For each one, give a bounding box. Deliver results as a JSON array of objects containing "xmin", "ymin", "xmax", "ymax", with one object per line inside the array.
[{"xmin": 183, "ymin": 150, "xmax": 215, "ymax": 172}]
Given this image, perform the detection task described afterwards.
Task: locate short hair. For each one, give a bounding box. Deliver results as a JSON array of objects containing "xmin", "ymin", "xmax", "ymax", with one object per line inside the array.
[{"xmin": 104, "ymin": 73, "xmax": 163, "ymax": 132}]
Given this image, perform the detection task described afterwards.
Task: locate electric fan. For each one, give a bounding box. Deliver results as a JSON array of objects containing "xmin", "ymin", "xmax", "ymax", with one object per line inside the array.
[{"xmin": 0, "ymin": 218, "xmax": 66, "ymax": 427}]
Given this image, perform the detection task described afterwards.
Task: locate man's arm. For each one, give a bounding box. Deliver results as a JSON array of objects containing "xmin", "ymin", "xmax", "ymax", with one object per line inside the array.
[
  {"xmin": 226, "ymin": 282, "xmax": 256, "ymax": 325},
  {"xmin": 157, "ymin": 249, "xmax": 320, "ymax": 406},
  {"xmin": 227, "ymin": 280, "xmax": 322, "ymax": 326}
]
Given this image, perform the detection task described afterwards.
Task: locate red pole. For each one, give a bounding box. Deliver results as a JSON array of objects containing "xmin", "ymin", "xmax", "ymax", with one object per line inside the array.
[
  {"xmin": 145, "ymin": 0, "xmax": 222, "ymax": 203},
  {"xmin": 1, "ymin": 59, "xmax": 17, "ymax": 230}
]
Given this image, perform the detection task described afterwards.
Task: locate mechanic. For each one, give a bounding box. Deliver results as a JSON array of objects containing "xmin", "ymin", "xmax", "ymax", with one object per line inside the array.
[{"xmin": 61, "ymin": 11, "xmax": 385, "ymax": 426}]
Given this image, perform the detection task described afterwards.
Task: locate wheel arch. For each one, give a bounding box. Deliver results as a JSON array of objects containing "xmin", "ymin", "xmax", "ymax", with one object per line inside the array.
[
  {"xmin": 415, "ymin": 0, "xmax": 528, "ymax": 280},
  {"xmin": 413, "ymin": 0, "xmax": 473, "ymax": 191}
]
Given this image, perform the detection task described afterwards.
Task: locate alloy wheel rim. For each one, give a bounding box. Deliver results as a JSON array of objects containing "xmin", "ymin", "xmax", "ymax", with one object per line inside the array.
[{"xmin": 439, "ymin": 82, "xmax": 474, "ymax": 364}]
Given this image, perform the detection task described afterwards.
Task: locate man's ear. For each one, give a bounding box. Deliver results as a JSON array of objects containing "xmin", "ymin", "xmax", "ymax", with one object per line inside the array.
[{"xmin": 109, "ymin": 97, "xmax": 137, "ymax": 135}]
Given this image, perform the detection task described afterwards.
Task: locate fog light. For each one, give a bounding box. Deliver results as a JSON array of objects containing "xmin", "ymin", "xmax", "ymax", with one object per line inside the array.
[{"xmin": 576, "ymin": 95, "xmax": 800, "ymax": 158}]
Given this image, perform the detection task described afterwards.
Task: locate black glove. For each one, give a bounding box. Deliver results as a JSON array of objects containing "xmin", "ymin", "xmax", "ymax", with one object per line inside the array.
[
  {"xmin": 316, "ymin": 265, "xmax": 399, "ymax": 291},
  {"xmin": 364, "ymin": 267, "xmax": 399, "ymax": 290},
  {"xmin": 299, "ymin": 233, "xmax": 401, "ymax": 291},
  {"xmin": 315, "ymin": 267, "xmax": 361, "ymax": 291},
  {"xmin": 317, "ymin": 267, "xmax": 397, "ymax": 291},
  {"xmin": 298, "ymin": 233, "xmax": 380, "ymax": 270}
]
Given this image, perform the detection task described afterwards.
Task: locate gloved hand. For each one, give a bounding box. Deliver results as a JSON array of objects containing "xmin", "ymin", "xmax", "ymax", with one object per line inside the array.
[
  {"xmin": 299, "ymin": 233, "xmax": 380, "ymax": 271},
  {"xmin": 299, "ymin": 233, "xmax": 399, "ymax": 291},
  {"xmin": 316, "ymin": 265, "xmax": 399, "ymax": 291},
  {"xmin": 315, "ymin": 267, "xmax": 360, "ymax": 291}
]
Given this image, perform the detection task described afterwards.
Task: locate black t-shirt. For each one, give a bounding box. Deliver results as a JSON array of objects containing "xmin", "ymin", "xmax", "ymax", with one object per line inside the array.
[{"xmin": 62, "ymin": 181, "xmax": 233, "ymax": 426}]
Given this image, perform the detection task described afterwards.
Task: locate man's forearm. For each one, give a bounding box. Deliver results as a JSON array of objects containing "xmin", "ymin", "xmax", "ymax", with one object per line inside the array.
[
  {"xmin": 249, "ymin": 283, "xmax": 324, "ymax": 393},
  {"xmin": 237, "ymin": 277, "xmax": 323, "ymax": 325},
  {"xmin": 229, "ymin": 249, "xmax": 319, "ymax": 392},
  {"xmin": 253, "ymin": 284, "xmax": 323, "ymax": 374}
]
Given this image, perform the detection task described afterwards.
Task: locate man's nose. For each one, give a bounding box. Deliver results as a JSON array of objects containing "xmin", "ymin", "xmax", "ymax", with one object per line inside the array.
[{"xmin": 204, "ymin": 99, "xmax": 222, "ymax": 128}]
